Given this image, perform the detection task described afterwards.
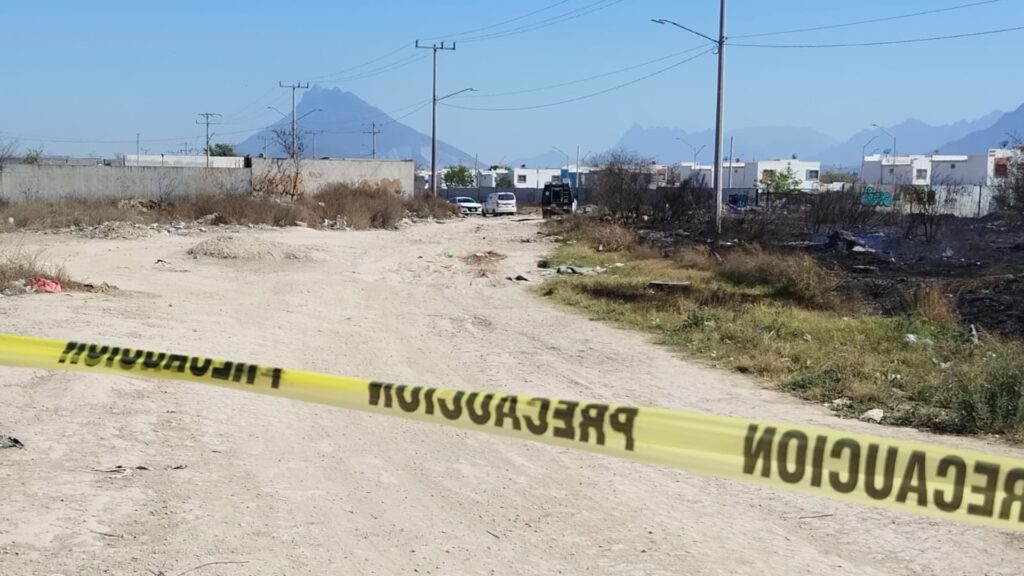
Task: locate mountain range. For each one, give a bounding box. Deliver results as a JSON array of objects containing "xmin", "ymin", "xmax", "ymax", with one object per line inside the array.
[
  {"xmin": 614, "ymin": 107, "xmax": 1020, "ymax": 169},
  {"xmin": 235, "ymin": 86, "xmax": 475, "ymax": 167},
  {"xmin": 235, "ymin": 87, "xmax": 1024, "ymax": 171}
]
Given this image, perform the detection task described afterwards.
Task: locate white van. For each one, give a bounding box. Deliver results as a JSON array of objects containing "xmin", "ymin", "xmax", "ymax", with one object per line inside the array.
[{"xmin": 482, "ymin": 192, "xmax": 517, "ymax": 216}]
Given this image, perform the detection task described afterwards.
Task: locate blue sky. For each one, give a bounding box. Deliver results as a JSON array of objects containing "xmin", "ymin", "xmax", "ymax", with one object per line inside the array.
[{"xmin": 0, "ymin": 0, "xmax": 1020, "ymax": 160}]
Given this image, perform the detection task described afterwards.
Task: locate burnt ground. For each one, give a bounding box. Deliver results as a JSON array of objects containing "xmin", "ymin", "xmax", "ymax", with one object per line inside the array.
[{"xmin": 641, "ymin": 214, "xmax": 1024, "ymax": 340}]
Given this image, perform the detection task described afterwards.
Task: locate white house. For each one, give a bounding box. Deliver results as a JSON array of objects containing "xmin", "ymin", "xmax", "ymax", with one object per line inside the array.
[
  {"xmin": 509, "ymin": 166, "xmax": 562, "ymax": 188},
  {"xmin": 860, "ymin": 154, "xmax": 932, "ymax": 187},
  {"xmin": 678, "ymin": 159, "xmax": 821, "ymax": 191},
  {"xmin": 861, "ymin": 148, "xmax": 1019, "ymax": 187},
  {"xmin": 476, "ymin": 168, "xmax": 510, "ymax": 187}
]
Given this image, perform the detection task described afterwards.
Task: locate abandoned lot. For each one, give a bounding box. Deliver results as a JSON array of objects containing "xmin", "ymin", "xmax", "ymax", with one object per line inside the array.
[{"xmin": 2, "ymin": 217, "xmax": 1023, "ymax": 575}]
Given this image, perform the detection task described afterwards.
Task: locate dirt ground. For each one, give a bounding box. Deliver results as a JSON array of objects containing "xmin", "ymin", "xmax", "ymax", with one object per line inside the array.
[{"xmin": 1, "ymin": 217, "xmax": 1022, "ymax": 575}]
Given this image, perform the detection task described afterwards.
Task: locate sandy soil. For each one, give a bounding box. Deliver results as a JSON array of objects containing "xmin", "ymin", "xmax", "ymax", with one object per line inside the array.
[{"xmin": 1, "ymin": 217, "xmax": 1022, "ymax": 575}]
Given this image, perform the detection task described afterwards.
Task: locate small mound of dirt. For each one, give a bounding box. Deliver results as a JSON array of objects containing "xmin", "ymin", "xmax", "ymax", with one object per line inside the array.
[
  {"xmin": 83, "ymin": 221, "xmax": 155, "ymax": 240},
  {"xmin": 187, "ymin": 235, "xmax": 307, "ymax": 261},
  {"xmin": 462, "ymin": 250, "xmax": 507, "ymax": 265}
]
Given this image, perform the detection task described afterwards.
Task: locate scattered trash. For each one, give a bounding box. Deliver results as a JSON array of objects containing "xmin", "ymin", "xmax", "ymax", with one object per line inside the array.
[
  {"xmin": 612, "ymin": 262, "xmax": 625, "ymax": 268},
  {"xmin": 506, "ymin": 275, "xmax": 530, "ymax": 283},
  {"xmin": 827, "ymin": 398, "xmax": 852, "ymax": 409},
  {"xmin": 647, "ymin": 281, "xmax": 692, "ymax": 292},
  {"xmin": 32, "ymin": 278, "xmax": 62, "ymax": 293},
  {"xmin": 170, "ymin": 464, "xmax": 188, "ymax": 470},
  {"xmin": 942, "ymin": 247, "xmax": 955, "ymax": 258},
  {"xmin": 556, "ymin": 265, "xmax": 588, "ymax": 275},
  {"xmin": 849, "ymin": 265, "xmax": 879, "ymax": 274},
  {"xmin": 443, "ymin": 250, "xmax": 454, "ymax": 258},
  {"xmin": 903, "ymin": 334, "xmax": 919, "ymax": 344},
  {"xmin": 968, "ymin": 324, "xmax": 980, "ymax": 345},
  {"xmin": 0, "ymin": 436, "xmax": 24, "ymax": 449},
  {"xmin": 859, "ymin": 408, "xmax": 885, "ymax": 424},
  {"xmin": 2, "ymin": 280, "xmax": 32, "ymax": 296}
]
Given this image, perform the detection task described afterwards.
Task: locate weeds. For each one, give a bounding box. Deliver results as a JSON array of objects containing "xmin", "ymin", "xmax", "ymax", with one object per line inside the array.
[
  {"xmin": 0, "ymin": 184, "xmax": 456, "ymax": 232},
  {"xmin": 540, "ymin": 237, "xmax": 1024, "ymax": 439},
  {"xmin": 0, "ymin": 249, "xmax": 75, "ymax": 289}
]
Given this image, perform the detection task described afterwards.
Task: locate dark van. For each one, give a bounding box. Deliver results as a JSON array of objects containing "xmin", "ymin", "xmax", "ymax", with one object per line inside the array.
[{"xmin": 541, "ymin": 183, "xmax": 577, "ymax": 218}]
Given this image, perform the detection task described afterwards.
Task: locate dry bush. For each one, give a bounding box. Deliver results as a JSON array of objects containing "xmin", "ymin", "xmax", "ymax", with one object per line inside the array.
[
  {"xmin": 0, "ymin": 249, "xmax": 73, "ymax": 287},
  {"xmin": 717, "ymin": 246, "xmax": 843, "ymax": 310},
  {"xmin": 305, "ymin": 183, "xmax": 405, "ymax": 229},
  {"xmin": 0, "ymin": 199, "xmax": 149, "ymax": 230},
  {"xmin": 404, "ymin": 193, "xmax": 458, "ymax": 219},
  {"xmin": 174, "ymin": 195, "xmax": 313, "ymax": 227},
  {"xmin": 675, "ymin": 245, "xmax": 716, "ymax": 270},
  {"xmin": 544, "ymin": 214, "xmax": 638, "ymax": 252},
  {"xmin": 804, "ymin": 189, "xmax": 883, "ymax": 233},
  {"xmin": 908, "ymin": 284, "xmax": 958, "ymax": 326}
]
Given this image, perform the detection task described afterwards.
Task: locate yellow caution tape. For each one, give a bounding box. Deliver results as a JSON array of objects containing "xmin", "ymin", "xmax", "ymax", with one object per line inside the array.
[{"xmin": 1, "ymin": 332, "xmax": 1022, "ymax": 531}]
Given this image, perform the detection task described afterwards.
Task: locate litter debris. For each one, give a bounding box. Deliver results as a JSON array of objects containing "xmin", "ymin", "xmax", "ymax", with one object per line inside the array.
[
  {"xmin": 32, "ymin": 278, "xmax": 62, "ymax": 293},
  {"xmin": 647, "ymin": 281, "xmax": 692, "ymax": 292},
  {"xmin": 968, "ymin": 324, "xmax": 980, "ymax": 345},
  {"xmin": 506, "ymin": 275, "xmax": 530, "ymax": 283},
  {"xmin": 556, "ymin": 265, "xmax": 605, "ymax": 276},
  {"xmin": 903, "ymin": 334, "xmax": 919, "ymax": 344},
  {"xmin": 0, "ymin": 436, "xmax": 24, "ymax": 449},
  {"xmin": 827, "ymin": 398, "xmax": 852, "ymax": 409},
  {"xmin": 2, "ymin": 280, "xmax": 32, "ymax": 296},
  {"xmin": 859, "ymin": 408, "xmax": 885, "ymax": 424}
]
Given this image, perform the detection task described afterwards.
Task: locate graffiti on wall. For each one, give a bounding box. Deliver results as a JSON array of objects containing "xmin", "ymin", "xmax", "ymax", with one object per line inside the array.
[{"xmin": 860, "ymin": 186, "xmax": 892, "ymax": 207}]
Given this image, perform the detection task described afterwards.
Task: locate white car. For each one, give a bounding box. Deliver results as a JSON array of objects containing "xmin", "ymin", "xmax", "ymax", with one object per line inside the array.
[
  {"xmin": 449, "ymin": 196, "xmax": 482, "ymax": 215},
  {"xmin": 482, "ymin": 192, "xmax": 517, "ymax": 216}
]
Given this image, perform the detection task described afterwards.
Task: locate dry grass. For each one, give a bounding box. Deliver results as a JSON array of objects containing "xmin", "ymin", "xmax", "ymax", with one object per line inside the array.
[
  {"xmin": 540, "ymin": 238, "xmax": 1024, "ymax": 439},
  {"xmin": 715, "ymin": 246, "xmax": 844, "ymax": 311},
  {"xmin": 0, "ymin": 184, "xmax": 457, "ymax": 233},
  {"xmin": 0, "ymin": 249, "xmax": 75, "ymax": 289},
  {"xmin": 302, "ymin": 183, "xmax": 405, "ymax": 229},
  {"xmin": 909, "ymin": 285, "xmax": 958, "ymax": 326},
  {"xmin": 405, "ymin": 193, "xmax": 459, "ymax": 220}
]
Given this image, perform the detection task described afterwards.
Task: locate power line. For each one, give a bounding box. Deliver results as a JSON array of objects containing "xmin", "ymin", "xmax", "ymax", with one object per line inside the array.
[
  {"xmin": 364, "ymin": 122, "xmax": 382, "ymax": 159},
  {"xmin": 732, "ymin": 0, "xmax": 1005, "ymax": 39},
  {"xmin": 195, "ymin": 112, "xmax": 222, "ymax": 167},
  {"xmin": 731, "ymin": 24, "xmax": 1024, "ymax": 48},
  {"xmin": 457, "ymin": 0, "xmax": 628, "ymax": 43},
  {"xmin": 314, "ymin": 53, "xmax": 429, "ymax": 84},
  {"xmin": 464, "ymin": 43, "xmax": 710, "ymax": 99},
  {"xmin": 441, "ymin": 48, "xmax": 712, "ymax": 112},
  {"xmin": 422, "ymin": 0, "xmax": 573, "ymax": 41},
  {"xmin": 306, "ymin": 43, "xmax": 411, "ymax": 82}
]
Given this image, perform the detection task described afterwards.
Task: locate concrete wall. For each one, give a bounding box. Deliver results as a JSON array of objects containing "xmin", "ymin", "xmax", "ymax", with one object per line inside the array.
[
  {"xmin": 252, "ymin": 158, "xmax": 414, "ymax": 197},
  {"xmin": 0, "ymin": 165, "xmax": 251, "ymax": 203},
  {"xmin": 0, "ymin": 158, "xmax": 416, "ymax": 203},
  {"xmin": 124, "ymin": 154, "xmax": 246, "ymax": 168}
]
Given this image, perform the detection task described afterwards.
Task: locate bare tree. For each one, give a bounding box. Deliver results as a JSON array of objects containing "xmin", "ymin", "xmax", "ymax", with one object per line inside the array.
[
  {"xmin": 903, "ymin": 178, "xmax": 968, "ymax": 242},
  {"xmin": 994, "ymin": 144, "xmax": 1024, "ymax": 223},
  {"xmin": 590, "ymin": 149, "xmax": 653, "ymax": 221},
  {"xmin": 0, "ymin": 138, "xmax": 19, "ymax": 171},
  {"xmin": 270, "ymin": 129, "xmax": 306, "ymax": 198}
]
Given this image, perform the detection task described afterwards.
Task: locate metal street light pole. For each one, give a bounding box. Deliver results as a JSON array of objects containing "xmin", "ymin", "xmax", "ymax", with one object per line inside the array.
[
  {"xmin": 432, "ymin": 87, "xmax": 476, "ymax": 194},
  {"xmin": 861, "ymin": 135, "xmax": 880, "ymax": 183},
  {"xmin": 655, "ymin": 5, "xmax": 726, "ymax": 238},
  {"xmin": 872, "ymin": 124, "xmax": 896, "ymax": 190}
]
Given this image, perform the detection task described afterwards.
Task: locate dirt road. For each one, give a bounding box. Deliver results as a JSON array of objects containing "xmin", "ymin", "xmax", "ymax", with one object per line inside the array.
[{"xmin": 1, "ymin": 218, "xmax": 1021, "ymax": 575}]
